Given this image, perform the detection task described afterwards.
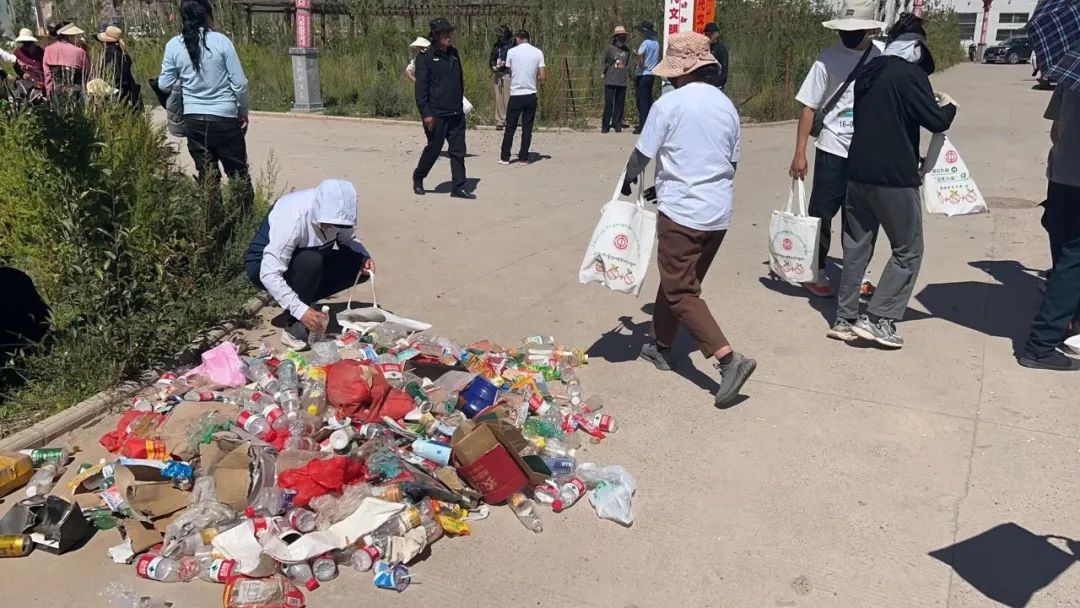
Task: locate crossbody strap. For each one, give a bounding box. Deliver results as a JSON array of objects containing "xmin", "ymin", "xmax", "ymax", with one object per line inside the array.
[{"xmin": 818, "ymin": 43, "xmax": 874, "ymax": 119}]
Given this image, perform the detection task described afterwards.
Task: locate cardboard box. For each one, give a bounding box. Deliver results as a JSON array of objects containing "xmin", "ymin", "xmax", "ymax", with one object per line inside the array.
[{"xmin": 450, "ymin": 420, "xmax": 550, "ymax": 504}]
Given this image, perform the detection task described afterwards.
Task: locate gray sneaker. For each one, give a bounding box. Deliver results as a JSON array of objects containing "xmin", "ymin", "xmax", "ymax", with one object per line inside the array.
[
  {"xmin": 281, "ymin": 321, "xmax": 310, "ymax": 352},
  {"xmin": 826, "ymin": 318, "xmax": 858, "ymax": 342},
  {"xmin": 852, "ymin": 315, "xmax": 903, "ymax": 349},
  {"xmin": 640, "ymin": 342, "xmax": 676, "ymax": 371},
  {"xmin": 714, "ymin": 353, "xmax": 757, "ymax": 407}
]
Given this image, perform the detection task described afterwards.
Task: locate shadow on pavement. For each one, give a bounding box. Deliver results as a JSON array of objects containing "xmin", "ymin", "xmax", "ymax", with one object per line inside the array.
[
  {"xmin": 585, "ymin": 306, "xmax": 720, "ymax": 395},
  {"xmin": 915, "ymin": 260, "xmax": 1043, "ymax": 354},
  {"xmin": 432, "ymin": 178, "xmax": 481, "ymax": 194},
  {"xmin": 930, "ymin": 522, "xmax": 1078, "ymax": 607}
]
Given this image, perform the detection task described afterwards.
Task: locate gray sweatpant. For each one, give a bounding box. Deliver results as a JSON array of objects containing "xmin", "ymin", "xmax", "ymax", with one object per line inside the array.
[{"xmin": 836, "ymin": 182, "xmax": 924, "ymax": 322}]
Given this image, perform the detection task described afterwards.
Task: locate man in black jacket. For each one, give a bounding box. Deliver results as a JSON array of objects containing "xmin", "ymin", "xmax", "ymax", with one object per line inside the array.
[
  {"xmin": 834, "ymin": 14, "xmax": 956, "ymax": 349},
  {"xmin": 489, "ymin": 25, "xmax": 514, "ymax": 130},
  {"xmin": 413, "ymin": 17, "xmax": 474, "ymax": 199},
  {"xmin": 703, "ymin": 23, "xmax": 729, "ymax": 89}
]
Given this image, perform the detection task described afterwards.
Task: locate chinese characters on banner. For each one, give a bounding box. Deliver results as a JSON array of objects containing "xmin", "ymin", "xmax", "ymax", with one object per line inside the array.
[
  {"xmin": 663, "ymin": 0, "xmax": 693, "ymax": 50},
  {"xmin": 693, "ymin": 0, "xmax": 716, "ymax": 33},
  {"xmin": 295, "ymin": 0, "xmax": 312, "ymax": 49}
]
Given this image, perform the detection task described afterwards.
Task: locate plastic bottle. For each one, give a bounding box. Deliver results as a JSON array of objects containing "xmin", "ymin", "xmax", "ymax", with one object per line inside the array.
[
  {"xmin": 532, "ymin": 482, "xmax": 559, "ymax": 506},
  {"xmin": 566, "ymin": 379, "xmax": 583, "ymax": 407},
  {"xmin": 552, "ymin": 478, "xmax": 587, "ymax": 513},
  {"xmin": 245, "ymin": 360, "xmax": 280, "ymax": 395},
  {"xmin": 182, "ymin": 391, "xmax": 226, "ymax": 402},
  {"xmin": 328, "ymin": 427, "xmax": 356, "ymax": 453},
  {"xmin": 196, "ymin": 557, "xmax": 237, "ymax": 584},
  {"xmin": 507, "ymin": 492, "xmax": 543, "ymax": 533},
  {"xmin": 287, "ymin": 507, "xmax": 317, "ymax": 533},
  {"xmin": 277, "ymin": 360, "xmax": 300, "ymax": 392},
  {"xmin": 18, "ymin": 447, "xmax": 68, "ymax": 467},
  {"xmin": 309, "ymin": 305, "xmax": 331, "ymax": 344},
  {"xmin": 25, "ymin": 462, "xmax": 59, "ymax": 497},
  {"xmin": 588, "ymin": 413, "xmax": 617, "ymax": 433},
  {"xmin": 225, "ymin": 388, "xmax": 270, "ymax": 410},
  {"xmin": 340, "ymin": 543, "xmax": 381, "ymax": 572},
  {"xmin": 521, "ymin": 336, "xmax": 556, "ymax": 365},
  {"xmin": 135, "ymin": 554, "xmax": 198, "ymax": 582},
  {"xmin": 0, "ymin": 534, "xmax": 34, "ymax": 557},
  {"xmin": 312, "ymin": 552, "xmax": 338, "ymax": 582},
  {"xmin": 542, "ymin": 455, "xmax": 576, "ymax": 477},
  {"xmin": 248, "ymin": 487, "xmax": 295, "ymax": 517},
  {"xmin": 235, "ymin": 411, "xmax": 270, "ymax": 437},
  {"xmin": 555, "ymin": 347, "xmax": 588, "ymax": 368},
  {"xmin": 283, "ymin": 561, "xmax": 320, "ymax": 591}
]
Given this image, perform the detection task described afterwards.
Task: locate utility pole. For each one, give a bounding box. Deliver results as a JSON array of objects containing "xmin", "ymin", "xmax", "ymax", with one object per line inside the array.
[
  {"xmin": 289, "ymin": 0, "xmax": 324, "ymax": 112},
  {"xmin": 977, "ymin": 0, "xmax": 993, "ymax": 61}
]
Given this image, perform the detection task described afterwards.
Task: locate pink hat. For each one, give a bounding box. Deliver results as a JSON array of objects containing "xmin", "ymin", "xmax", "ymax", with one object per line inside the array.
[{"xmin": 652, "ymin": 32, "xmax": 718, "ymax": 79}]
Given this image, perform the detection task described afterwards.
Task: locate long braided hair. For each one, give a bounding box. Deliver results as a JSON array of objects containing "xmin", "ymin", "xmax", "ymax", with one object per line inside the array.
[{"xmin": 181, "ymin": 0, "xmax": 214, "ymax": 73}]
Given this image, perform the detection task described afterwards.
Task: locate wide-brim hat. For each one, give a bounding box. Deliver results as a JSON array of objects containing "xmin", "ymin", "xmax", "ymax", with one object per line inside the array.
[
  {"xmin": 97, "ymin": 25, "xmax": 123, "ymax": 43},
  {"xmin": 637, "ymin": 21, "xmax": 655, "ymax": 33},
  {"xmin": 823, "ymin": 0, "xmax": 886, "ymax": 31},
  {"xmin": 653, "ymin": 31, "xmax": 719, "ymax": 79},
  {"xmin": 613, "ymin": 25, "xmax": 628, "ymax": 35},
  {"xmin": 57, "ymin": 23, "xmax": 85, "ymax": 36},
  {"xmin": 14, "ymin": 28, "xmax": 37, "ymax": 43},
  {"xmin": 429, "ymin": 18, "xmax": 454, "ymax": 35},
  {"xmin": 409, "ymin": 36, "xmax": 430, "ymax": 49}
]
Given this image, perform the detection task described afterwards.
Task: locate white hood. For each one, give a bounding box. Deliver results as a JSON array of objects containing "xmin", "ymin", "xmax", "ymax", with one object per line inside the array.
[{"xmin": 312, "ymin": 179, "xmax": 357, "ymax": 226}]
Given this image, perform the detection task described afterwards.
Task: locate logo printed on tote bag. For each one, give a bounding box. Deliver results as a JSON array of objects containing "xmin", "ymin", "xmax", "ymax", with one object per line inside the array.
[
  {"xmin": 613, "ymin": 234, "xmax": 629, "ymax": 251},
  {"xmin": 945, "ymin": 150, "xmax": 958, "ymax": 164},
  {"xmin": 782, "ymin": 238, "xmax": 794, "ymax": 252}
]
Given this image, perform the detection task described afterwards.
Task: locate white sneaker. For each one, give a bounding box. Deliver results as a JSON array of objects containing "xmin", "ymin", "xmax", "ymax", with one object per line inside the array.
[{"xmin": 280, "ymin": 327, "xmax": 309, "ymax": 351}]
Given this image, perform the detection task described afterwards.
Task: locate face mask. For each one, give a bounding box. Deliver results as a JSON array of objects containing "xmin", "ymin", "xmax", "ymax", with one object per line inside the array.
[{"xmin": 839, "ymin": 30, "xmax": 866, "ymax": 50}]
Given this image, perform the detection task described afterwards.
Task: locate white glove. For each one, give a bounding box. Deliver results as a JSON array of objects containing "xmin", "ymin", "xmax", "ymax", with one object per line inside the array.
[{"xmin": 935, "ymin": 92, "xmax": 957, "ymax": 108}]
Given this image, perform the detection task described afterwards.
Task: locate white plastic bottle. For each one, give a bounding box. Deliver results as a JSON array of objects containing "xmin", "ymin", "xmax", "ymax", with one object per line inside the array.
[
  {"xmin": 25, "ymin": 462, "xmax": 59, "ymax": 497},
  {"xmin": 552, "ymin": 478, "xmax": 586, "ymax": 513},
  {"xmin": 508, "ymin": 492, "xmax": 543, "ymax": 533},
  {"xmin": 287, "ymin": 507, "xmax": 317, "ymax": 533},
  {"xmin": 196, "ymin": 557, "xmax": 237, "ymax": 584},
  {"xmin": 312, "ymin": 553, "xmax": 338, "ymax": 582},
  {"xmin": 283, "ymin": 561, "xmax": 320, "ymax": 591},
  {"xmin": 135, "ymin": 554, "xmax": 197, "ymax": 583},
  {"xmin": 309, "ymin": 305, "xmax": 331, "ymax": 344}
]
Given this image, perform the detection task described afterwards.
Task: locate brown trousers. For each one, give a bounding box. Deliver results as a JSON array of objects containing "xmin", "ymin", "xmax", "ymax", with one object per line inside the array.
[
  {"xmin": 493, "ymin": 72, "xmax": 511, "ymax": 127},
  {"xmin": 652, "ymin": 213, "xmax": 730, "ymax": 357}
]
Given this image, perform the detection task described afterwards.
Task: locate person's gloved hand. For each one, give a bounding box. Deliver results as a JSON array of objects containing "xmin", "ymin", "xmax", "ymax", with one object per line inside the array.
[
  {"xmin": 935, "ymin": 92, "xmax": 957, "ymax": 108},
  {"xmin": 643, "ymin": 186, "xmax": 657, "ymax": 204},
  {"xmin": 621, "ymin": 176, "xmax": 638, "ymax": 197}
]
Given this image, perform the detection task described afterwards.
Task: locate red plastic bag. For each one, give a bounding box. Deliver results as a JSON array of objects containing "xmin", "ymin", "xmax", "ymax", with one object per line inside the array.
[
  {"xmin": 277, "ymin": 456, "xmax": 366, "ymax": 507},
  {"xmin": 326, "ymin": 360, "xmax": 418, "ymax": 424},
  {"xmin": 100, "ymin": 410, "xmax": 166, "ymax": 453}
]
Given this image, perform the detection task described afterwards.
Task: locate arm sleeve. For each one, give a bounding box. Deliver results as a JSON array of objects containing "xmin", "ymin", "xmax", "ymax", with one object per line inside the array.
[
  {"xmin": 623, "ymin": 148, "xmax": 651, "ymax": 184},
  {"xmin": 336, "ymin": 230, "xmax": 372, "ymax": 259},
  {"xmin": 601, "ymin": 47, "xmax": 611, "ymax": 74},
  {"xmin": 259, "ymin": 218, "xmax": 310, "ymax": 320},
  {"xmin": 157, "ymin": 42, "xmax": 178, "ymax": 91},
  {"xmin": 415, "ymin": 55, "xmax": 431, "ymax": 118},
  {"xmin": 223, "ymin": 38, "xmax": 250, "ymax": 116},
  {"xmin": 635, "ymin": 102, "xmax": 666, "ymax": 159},
  {"xmin": 717, "ymin": 44, "xmax": 730, "ymax": 88},
  {"xmin": 0, "ymin": 49, "xmax": 16, "ymax": 63},
  {"xmin": 794, "ymin": 61, "xmax": 827, "ymax": 109},
  {"xmin": 539, "ymin": 51, "xmax": 546, "ymax": 69},
  {"xmin": 906, "ymin": 68, "xmax": 955, "ymax": 134},
  {"xmin": 1045, "ymin": 88, "xmax": 1063, "ymax": 121},
  {"xmin": 43, "ymin": 49, "xmax": 52, "ymax": 93}
]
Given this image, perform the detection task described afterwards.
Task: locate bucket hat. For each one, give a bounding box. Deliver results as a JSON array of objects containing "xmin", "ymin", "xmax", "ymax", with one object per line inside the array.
[
  {"xmin": 409, "ymin": 36, "xmax": 430, "ymax": 49},
  {"xmin": 429, "ymin": 18, "xmax": 454, "ymax": 35},
  {"xmin": 14, "ymin": 28, "xmax": 37, "ymax": 43},
  {"xmin": 652, "ymin": 31, "xmax": 718, "ymax": 79},
  {"xmin": 822, "ymin": 0, "xmax": 886, "ymax": 31}
]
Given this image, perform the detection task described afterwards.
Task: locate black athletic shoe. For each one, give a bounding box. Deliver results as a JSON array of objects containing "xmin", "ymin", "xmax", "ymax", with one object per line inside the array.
[
  {"xmin": 412, "ymin": 180, "xmax": 425, "ymax": 196},
  {"xmin": 1018, "ymin": 351, "xmax": 1080, "ymax": 371}
]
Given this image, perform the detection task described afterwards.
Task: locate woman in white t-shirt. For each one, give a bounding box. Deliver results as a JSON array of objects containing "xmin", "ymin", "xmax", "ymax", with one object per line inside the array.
[{"xmin": 404, "ymin": 36, "xmax": 430, "ymax": 83}]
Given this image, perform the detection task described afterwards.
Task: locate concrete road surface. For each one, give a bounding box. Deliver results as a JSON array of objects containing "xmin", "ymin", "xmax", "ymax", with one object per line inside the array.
[{"xmin": 5, "ymin": 63, "xmax": 1078, "ymax": 608}]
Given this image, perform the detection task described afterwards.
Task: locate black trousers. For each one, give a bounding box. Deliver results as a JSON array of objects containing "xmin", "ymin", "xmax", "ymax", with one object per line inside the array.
[
  {"xmin": 501, "ymin": 94, "xmax": 537, "ymax": 162},
  {"xmin": 1026, "ymin": 181, "xmax": 1080, "ymax": 357},
  {"xmin": 413, "ymin": 113, "xmax": 467, "ymax": 191},
  {"xmin": 246, "ymin": 246, "xmax": 368, "ymax": 323},
  {"xmin": 602, "ymin": 85, "xmax": 626, "ymax": 131},
  {"xmin": 809, "ymin": 148, "xmax": 878, "ymax": 272},
  {"xmin": 185, "ymin": 114, "xmax": 254, "ymax": 213},
  {"xmin": 635, "ymin": 75, "xmax": 655, "ymax": 129}
]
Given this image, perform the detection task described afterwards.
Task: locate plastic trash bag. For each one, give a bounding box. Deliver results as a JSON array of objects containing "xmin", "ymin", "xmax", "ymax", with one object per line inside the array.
[
  {"xmin": 576, "ymin": 463, "xmax": 636, "ymax": 527},
  {"xmin": 184, "ymin": 342, "xmax": 247, "ymax": 388}
]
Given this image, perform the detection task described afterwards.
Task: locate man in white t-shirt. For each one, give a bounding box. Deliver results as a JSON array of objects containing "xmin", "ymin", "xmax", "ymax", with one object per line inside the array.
[
  {"xmin": 500, "ymin": 30, "xmax": 546, "ymax": 165},
  {"xmin": 789, "ymin": 0, "xmax": 884, "ymax": 303},
  {"xmin": 620, "ymin": 32, "xmax": 755, "ymax": 408}
]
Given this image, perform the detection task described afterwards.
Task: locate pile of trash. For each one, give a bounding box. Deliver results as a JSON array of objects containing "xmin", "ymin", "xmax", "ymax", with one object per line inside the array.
[{"xmin": 0, "ymin": 321, "xmax": 635, "ymax": 606}]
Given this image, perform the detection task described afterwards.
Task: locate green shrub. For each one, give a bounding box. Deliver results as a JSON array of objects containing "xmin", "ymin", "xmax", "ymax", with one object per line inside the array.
[{"xmin": 0, "ymin": 99, "xmax": 270, "ymax": 435}]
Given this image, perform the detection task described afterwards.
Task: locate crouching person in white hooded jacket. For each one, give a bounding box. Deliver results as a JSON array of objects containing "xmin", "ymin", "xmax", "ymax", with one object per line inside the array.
[{"xmin": 244, "ymin": 179, "xmax": 374, "ymax": 350}]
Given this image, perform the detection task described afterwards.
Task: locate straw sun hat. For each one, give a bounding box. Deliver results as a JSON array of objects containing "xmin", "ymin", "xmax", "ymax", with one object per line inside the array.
[
  {"xmin": 97, "ymin": 25, "xmax": 124, "ymax": 43},
  {"xmin": 14, "ymin": 28, "xmax": 37, "ymax": 43},
  {"xmin": 652, "ymin": 31, "xmax": 719, "ymax": 79}
]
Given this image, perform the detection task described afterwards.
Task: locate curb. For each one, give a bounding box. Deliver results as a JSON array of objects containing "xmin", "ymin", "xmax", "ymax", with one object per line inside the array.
[
  {"xmin": 0, "ymin": 293, "xmax": 272, "ymax": 452},
  {"xmin": 250, "ymin": 110, "xmax": 795, "ymax": 132}
]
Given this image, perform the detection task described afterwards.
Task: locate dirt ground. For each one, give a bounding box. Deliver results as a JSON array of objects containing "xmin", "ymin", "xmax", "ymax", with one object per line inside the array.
[{"xmin": 4, "ymin": 63, "xmax": 1078, "ymax": 608}]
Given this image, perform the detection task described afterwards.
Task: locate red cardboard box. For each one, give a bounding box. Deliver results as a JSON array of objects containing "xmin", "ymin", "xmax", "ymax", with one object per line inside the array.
[{"xmin": 451, "ymin": 420, "xmax": 549, "ymax": 504}]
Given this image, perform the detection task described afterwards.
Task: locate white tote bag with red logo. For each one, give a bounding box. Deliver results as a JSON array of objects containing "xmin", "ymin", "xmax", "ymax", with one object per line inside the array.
[
  {"xmin": 579, "ymin": 172, "xmax": 657, "ymax": 297},
  {"xmin": 768, "ymin": 179, "xmax": 820, "ymax": 285},
  {"xmin": 921, "ymin": 133, "xmax": 988, "ymax": 216}
]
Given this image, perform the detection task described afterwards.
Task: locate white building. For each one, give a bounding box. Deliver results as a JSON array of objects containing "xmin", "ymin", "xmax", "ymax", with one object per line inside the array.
[{"xmin": 948, "ymin": 0, "xmax": 1039, "ymax": 46}]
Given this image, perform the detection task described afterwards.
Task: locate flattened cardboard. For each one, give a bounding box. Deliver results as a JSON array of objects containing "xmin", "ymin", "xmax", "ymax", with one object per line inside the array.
[
  {"xmin": 160, "ymin": 401, "xmax": 240, "ymax": 461},
  {"xmin": 201, "ymin": 440, "xmax": 252, "ymax": 511}
]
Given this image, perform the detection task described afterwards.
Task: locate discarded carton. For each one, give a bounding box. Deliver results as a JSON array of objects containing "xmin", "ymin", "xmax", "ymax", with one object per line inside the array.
[
  {"xmin": 451, "ymin": 420, "xmax": 550, "ymax": 504},
  {"xmin": 200, "ymin": 439, "xmax": 253, "ymax": 511},
  {"xmin": 0, "ymin": 451, "xmax": 33, "ymax": 498}
]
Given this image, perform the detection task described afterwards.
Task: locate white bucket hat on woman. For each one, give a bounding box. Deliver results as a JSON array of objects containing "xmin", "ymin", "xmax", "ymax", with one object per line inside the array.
[
  {"xmin": 652, "ymin": 31, "xmax": 718, "ymax": 79},
  {"xmin": 409, "ymin": 36, "xmax": 430, "ymax": 49},
  {"xmin": 823, "ymin": 0, "xmax": 886, "ymax": 31},
  {"xmin": 14, "ymin": 28, "xmax": 37, "ymax": 43}
]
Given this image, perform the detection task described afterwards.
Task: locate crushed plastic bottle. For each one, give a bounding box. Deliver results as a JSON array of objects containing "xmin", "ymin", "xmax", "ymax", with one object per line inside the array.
[
  {"xmin": 283, "ymin": 561, "xmax": 320, "ymax": 591},
  {"xmin": 135, "ymin": 554, "xmax": 198, "ymax": 582},
  {"xmin": 312, "ymin": 552, "xmax": 338, "ymax": 582},
  {"xmin": 552, "ymin": 478, "xmax": 586, "ymax": 513},
  {"xmin": 287, "ymin": 507, "xmax": 317, "ymax": 533},
  {"xmin": 507, "ymin": 492, "xmax": 543, "ymax": 533},
  {"xmin": 25, "ymin": 461, "xmax": 60, "ymax": 497},
  {"xmin": 100, "ymin": 581, "xmax": 171, "ymax": 608},
  {"xmin": 245, "ymin": 359, "xmax": 280, "ymax": 395},
  {"xmin": 248, "ymin": 487, "xmax": 296, "ymax": 517},
  {"xmin": 196, "ymin": 556, "xmax": 238, "ymax": 583}
]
